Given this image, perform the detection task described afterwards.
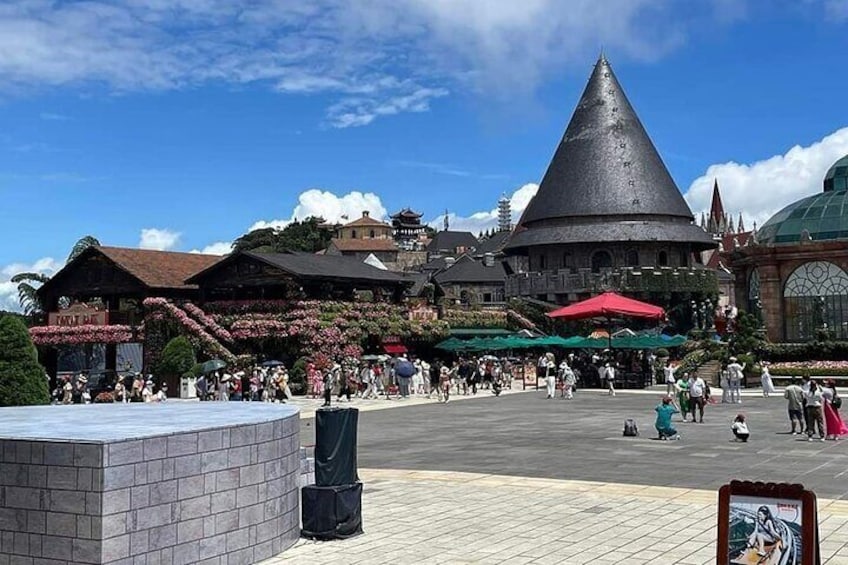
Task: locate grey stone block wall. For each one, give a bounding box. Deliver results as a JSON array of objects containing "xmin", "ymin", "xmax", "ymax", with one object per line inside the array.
[{"xmin": 0, "ymin": 416, "xmax": 300, "ymax": 565}]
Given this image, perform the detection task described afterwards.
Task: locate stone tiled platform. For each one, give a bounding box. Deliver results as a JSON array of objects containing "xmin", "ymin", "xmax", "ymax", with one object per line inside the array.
[{"xmin": 0, "ymin": 403, "xmax": 300, "ymax": 565}]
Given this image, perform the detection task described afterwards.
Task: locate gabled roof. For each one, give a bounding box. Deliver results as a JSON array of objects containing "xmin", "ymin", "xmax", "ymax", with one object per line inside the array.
[
  {"xmin": 40, "ymin": 246, "xmax": 223, "ymax": 296},
  {"xmin": 706, "ymin": 231, "xmax": 753, "ymax": 268},
  {"xmin": 474, "ymin": 231, "xmax": 511, "ymax": 256},
  {"xmin": 343, "ymin": 212, "xmax": 390, "ymax": 228},
  {"xmin": 329, "ymin": 238, "xmax": 398, "ymax": 252},
  {"xmin": 505, "ymin": 56, "xmax": 714, "ymax": 252},
  {"xmin": 186, "ymin": 250, "xmax": 407, "ymax": 286},
  {"xmin": 427, "ymin": 231, "xmax": 478, "ymax": 253},
  {"xmin": 433, "ymin": 255, "xmax": 506, "ymax": 284}
]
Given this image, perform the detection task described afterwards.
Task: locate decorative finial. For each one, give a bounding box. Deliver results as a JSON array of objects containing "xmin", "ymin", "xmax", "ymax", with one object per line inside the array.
[{"xmin": 443, "ymin": 209, "xmax": 449, "ymax": 231}]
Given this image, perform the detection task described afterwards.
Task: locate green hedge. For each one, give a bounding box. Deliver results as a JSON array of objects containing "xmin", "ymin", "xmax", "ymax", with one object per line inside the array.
[
  {"xmin": 770, "ymin": 368, "xmax": 848, "ymax": 377},
  {"xmin": 761, "ymin": 341, "xmax": 848, "ymax": 362}
]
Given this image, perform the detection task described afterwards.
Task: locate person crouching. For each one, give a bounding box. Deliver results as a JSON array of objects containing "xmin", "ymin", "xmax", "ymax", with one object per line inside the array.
[
  {"xmin": 732, "ymin": 413, "xmax": 750, "ymax": 442},
  {"xmin": 654, "ymin": 396, "xmax": 680, "ymax": 440}
]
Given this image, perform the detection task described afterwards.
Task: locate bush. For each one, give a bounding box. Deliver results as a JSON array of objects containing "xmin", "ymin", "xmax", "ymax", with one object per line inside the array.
[
  {"xmin": 655, "ymin": 348, "xmax": 670, "ymax": 359},
  {"xmin": 0, "ymin": 315, "xmax": 50, "ymax": 406},
  {"xmin": 156, "ymin": 336, "xmax": 196, "ymax": 378},
  {"xmin": 289, "ymin": 357, "xmax": 308, "ymax": 394}
]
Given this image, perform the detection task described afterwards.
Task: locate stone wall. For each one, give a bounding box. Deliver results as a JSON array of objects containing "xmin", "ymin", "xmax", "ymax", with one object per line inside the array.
[{"xmin": 0, "ymin": 414, "xmax": 300, "ymax": 565}]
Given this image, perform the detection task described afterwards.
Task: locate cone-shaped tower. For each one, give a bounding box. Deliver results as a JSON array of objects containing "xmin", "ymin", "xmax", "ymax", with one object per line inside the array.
[{"xmin": 505, "ymin": 56, "xmax": 714, "ymax": 252}]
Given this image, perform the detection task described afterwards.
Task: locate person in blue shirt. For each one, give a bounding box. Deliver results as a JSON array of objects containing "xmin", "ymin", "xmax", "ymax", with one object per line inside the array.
[{"xmin": 655, "ymin": 396, "xmax": 680, "ymax": 440}]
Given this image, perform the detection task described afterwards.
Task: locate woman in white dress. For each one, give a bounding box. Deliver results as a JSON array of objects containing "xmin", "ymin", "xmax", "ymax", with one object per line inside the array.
[{"xmin": 760, "ymin": 362, "xmax": 776, "ymax": 397}]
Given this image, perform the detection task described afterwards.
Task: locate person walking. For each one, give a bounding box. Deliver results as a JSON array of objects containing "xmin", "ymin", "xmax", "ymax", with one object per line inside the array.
[
  {"xmin": 439, "ymin": 365, "xmax": 454, "ymax": 403},
  {"xmin": 654, "ymin": 397, "xmax": 680, "ymax": 440},
  {"xmin": 719, "ymin": 366, "xmax": 731, "ymax": 404},
  {"xmin": 322, "ymin": 367, "xmax": 335, "ymax": 407},
  {"xmin": 805, "ymin": 380, "xmax": 826, "ymax": 442},
  {"xmin": 604, "ymin": 363, "xmax": 616, "ymax": 397},
  {"xmin": 544, "ymin": 353, "xmax": 557, "ymax": 399},
  {"xmin": 687, "ymin": 373, "xmax": 707, "ymax": 423},
  {"xmin": 664, "ymin": 362, "xmax": 677, "ymax": 397},
  {"xmin": 784, "ymin": 377, "xmax": 806, "ymax": 435},
  {"xmin": 727, "ymin": 357, "xmax": 745, "ymax": 404},
  {"xmin": 760, "ymin": 362, "xmax": 776, "ymax": 397},
  {"xmin": 559, "ymin": 360, "xmax": 575, "ymax": 399},
  {"xmin": 822, "ymin": 379, "xmax": 848, "ymax": 440}
]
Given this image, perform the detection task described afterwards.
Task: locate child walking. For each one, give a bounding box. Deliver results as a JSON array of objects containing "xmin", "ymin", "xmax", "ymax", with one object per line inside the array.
[{"xmin": 731, "ymin": 413, "xmax": 750, "ymax": 442}]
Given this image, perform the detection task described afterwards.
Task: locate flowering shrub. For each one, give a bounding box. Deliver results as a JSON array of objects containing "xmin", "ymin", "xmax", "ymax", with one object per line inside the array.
[
  {"xmin": 182, "ymin": 303, "xmax": 233, "ymax": 342},
  {"xmin": 143, "ymin": 298, "xmax": 235, "ymax": 364},
  {"xmin": 30, "ymin": 325, "xmax": 134, "ymax": 346},
  {"xmin": 443, "ymin": 309, "xmax": 508, "ymax": 329},
  {"xmin": 770, "ymin": 361, "xmax": 848, "ymax": 376},
  {"xmin": 507, "ymin": 309, "xmax": 537, "ymax": 330}
]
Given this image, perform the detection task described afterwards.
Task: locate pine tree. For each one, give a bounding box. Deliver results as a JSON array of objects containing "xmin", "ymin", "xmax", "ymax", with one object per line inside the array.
[{"xmin": 0, "ymin": 314, "xmax": 50, "ymax": 406}]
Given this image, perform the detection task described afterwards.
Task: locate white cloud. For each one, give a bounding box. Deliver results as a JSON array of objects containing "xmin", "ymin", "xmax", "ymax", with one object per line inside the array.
[
  {"xmin": 139, "ymin": 228, "xmax": 181, "ymax": 251},
  {"xmin": 190, "ymin": 241, "xmax": 232, "ymax": 255},
  {"xmin": 0, "ymin": 257, "xmax": 61, "ymax": 312},
  {"xmin": 251, "ymin": 189, "xmax": 389, "ymax": 231},
  {"xmin": 0, "ymin": 1, "xmax": 740, "ymax": 127},
  {"xmin": 684, "ymin": 127, "xmax": 848, "ymax": 228},
  {"xmin": 429, "ymin": 182, "xmax": 539, "ymax": 233}
]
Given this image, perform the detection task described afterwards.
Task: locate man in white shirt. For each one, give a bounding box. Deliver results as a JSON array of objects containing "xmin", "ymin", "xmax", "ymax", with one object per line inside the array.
[{"xmin": 688, "ymin": 374, "xmax": 707, "ymax": 423}]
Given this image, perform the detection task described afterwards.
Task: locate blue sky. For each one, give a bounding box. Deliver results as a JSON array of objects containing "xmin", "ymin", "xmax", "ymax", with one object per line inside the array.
[{"xmin": 2, "ymin": 0, "xmax": 848, "ymax": 309}]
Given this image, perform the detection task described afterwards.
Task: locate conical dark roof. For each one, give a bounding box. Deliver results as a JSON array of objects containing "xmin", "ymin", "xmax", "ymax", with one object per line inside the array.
[{"xmin": 506, "ymin": 56, "xmax": 714, "ymax": 251}]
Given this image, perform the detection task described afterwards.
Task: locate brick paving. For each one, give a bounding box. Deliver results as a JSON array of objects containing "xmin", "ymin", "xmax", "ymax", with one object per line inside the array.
[{"xmin": 267, "ymin": 387, "xmax": 848, "ymax": 564}]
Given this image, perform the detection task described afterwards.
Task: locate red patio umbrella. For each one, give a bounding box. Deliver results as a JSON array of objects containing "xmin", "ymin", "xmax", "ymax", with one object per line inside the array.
[
  {"xmin": 546, "ymin": 292, "xmax": 665, "ymax": 350},
  {"xmin": 547, "ymin": 292, "xmax": 664, "ymax": 321}
]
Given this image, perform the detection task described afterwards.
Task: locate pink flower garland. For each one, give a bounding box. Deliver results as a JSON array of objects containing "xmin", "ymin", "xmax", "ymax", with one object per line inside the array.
[
  {"xmin": 182, "ymin": 302, "xmax": 233, "ymax": 342},
  {"xmin": 30, "ymin": 325, "xmax": 135, "ymax": 346}
]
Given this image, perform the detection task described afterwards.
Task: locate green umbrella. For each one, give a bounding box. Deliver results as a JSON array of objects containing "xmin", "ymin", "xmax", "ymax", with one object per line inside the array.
[{"xmin": 200, "ymin": 359, "xmax": 227, "ymax": 374}]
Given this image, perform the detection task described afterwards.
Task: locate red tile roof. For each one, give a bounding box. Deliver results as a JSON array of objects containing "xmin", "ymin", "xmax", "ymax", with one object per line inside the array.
[
  {"xmin": 96, "ymin": 246, "xmax": 224, "ymax": 289},
  {"xmin": 343, "ymin": 214, "xmax": 391, "ymax": 228},
  {"xmin": 706, "ymin": 231, "xmax": 752, "ymax": 269}
]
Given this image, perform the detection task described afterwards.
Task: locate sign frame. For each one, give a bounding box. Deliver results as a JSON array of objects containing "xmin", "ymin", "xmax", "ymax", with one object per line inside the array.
[{"xmin": 717, "ymin": 480, "xmax": 819, "ymax": 565}]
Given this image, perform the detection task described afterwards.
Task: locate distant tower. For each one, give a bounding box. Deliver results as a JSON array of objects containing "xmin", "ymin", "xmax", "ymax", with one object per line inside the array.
[
  {"xmin": 737, "ymin": 213, "xmax": 745, "ymax": 233},
  {"xmin": 497, "ymin": 194, "xmax": 512, "ymax": 232},
  {"xmin": 443, "ymin": 209, "xmax": 449, "ymax": 231}
]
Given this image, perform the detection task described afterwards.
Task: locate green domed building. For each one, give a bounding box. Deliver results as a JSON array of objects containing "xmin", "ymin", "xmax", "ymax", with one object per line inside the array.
[{"xmin": 728, "ymin": 154, "xmax": 848, "ymax": 342}]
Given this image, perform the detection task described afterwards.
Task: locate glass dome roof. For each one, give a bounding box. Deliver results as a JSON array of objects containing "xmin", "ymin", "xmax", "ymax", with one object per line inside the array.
[
  {"xmin": 824, "ymin": 155, "xmax": 848, "ymax": 192},
  {"xmin": 757, "ymin": 188, "xmax": 848, "ymax": 244}
]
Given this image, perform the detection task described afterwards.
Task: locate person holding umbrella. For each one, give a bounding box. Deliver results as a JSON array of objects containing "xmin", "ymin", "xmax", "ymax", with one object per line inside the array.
[{"xmin": 394, "ymin": 357, "xmax": 416, "ymax": 399}]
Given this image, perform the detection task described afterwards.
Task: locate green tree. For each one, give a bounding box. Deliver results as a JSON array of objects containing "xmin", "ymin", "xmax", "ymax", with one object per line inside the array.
[
  {"xmin": 0, "ymin": 314, "xmax": 50, "ymax": 406},
  {"xmin": 12, "ymin": 234, "xmax": 101, "ymax": 318},
  {"xmin": 156, "ymin": 336, "xmax": 197, "ymax": 378},
  {"xmin": 232, "ymin": 217, "xmax": 333, "ymax": 254},
  {"xmin": 67, "ymin": 235, "xmax": 101, "ymax": 263},
  {"xmin": 10, "ymin": 272, "xmax": 51, "ymax": 317}
]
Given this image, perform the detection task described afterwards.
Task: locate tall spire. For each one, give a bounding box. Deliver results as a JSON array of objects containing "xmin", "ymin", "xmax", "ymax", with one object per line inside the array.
[
  {"xmin": 708, "ymin": 179, "xmax": 725, "ymax": 230},
  {"xmin": 443, "ymin": 209, "xmax": 449, "ymax": 231},
  {"xmin": 516, "ymin": 55, "xmax": 696, "ymax": 225},
  {"xmin": 737, "ymin": 213, "xmax": 745, "ymax": 233}
]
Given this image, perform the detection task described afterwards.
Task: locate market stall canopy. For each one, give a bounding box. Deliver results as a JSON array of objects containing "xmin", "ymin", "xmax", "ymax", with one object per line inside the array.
[{"xmin": 547, "ymin": 292, "xmax": 665, "ymax": 321}]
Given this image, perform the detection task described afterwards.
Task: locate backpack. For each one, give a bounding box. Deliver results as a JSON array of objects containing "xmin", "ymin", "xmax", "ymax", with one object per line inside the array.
[{"xmin": 623, "ymin": 419, "xmax": 639, "ymax": 437}]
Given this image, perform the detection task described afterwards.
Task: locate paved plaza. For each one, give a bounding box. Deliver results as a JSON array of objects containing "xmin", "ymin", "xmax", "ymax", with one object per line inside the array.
[{"xmin": 269, "ymin": 387, "xmax": 848, "ymax": 564}]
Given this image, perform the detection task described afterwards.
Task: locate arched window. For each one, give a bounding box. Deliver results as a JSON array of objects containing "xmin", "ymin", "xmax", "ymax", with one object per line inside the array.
[
  {"xmin": 591, "ymin": 250, "xmax": 613, "ymax": 273},
  {"xmin": 539, "ymin": 254, "xmax": 547, "ymax": 270},
  {"xmin": 657, "ymin": 250, "xmax": 669, "ymax": 267},
  {"xmin": 625, "ymin": 249, "xmax": 639, "ymax": 267},
  {"xmin": 351, "ymin": 229, "xmax": 357, "ymax": 239},
  {"xmin": 562, "ymin": 252, "xmax": 572, "ymax": 269},
  {"xmin": 679, "ymin": 249, "xmax": 689, "ymax": 267},
  {"xmin": 369, "ymin": 229, "xmax": 375, "ymax": 238},
  {"xmin": 783, "ymin": 261, "xmax": 848, "ymax": 341}
]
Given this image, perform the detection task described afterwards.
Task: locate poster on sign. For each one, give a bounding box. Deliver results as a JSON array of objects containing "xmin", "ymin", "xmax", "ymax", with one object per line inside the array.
[{"xmin": 717, "ymin": 481, "xmax": 819, "ymax": 565}]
